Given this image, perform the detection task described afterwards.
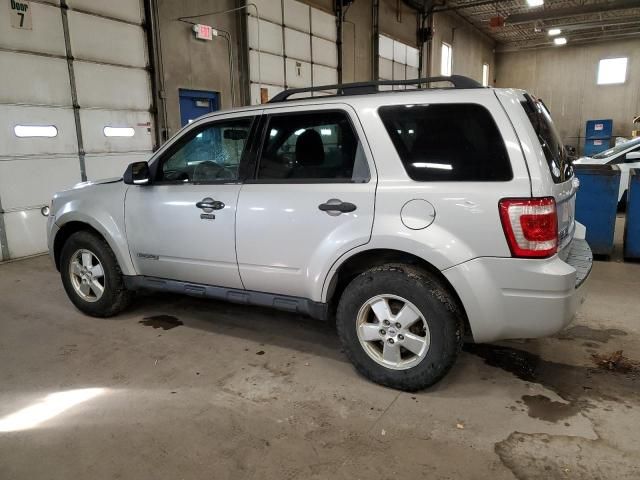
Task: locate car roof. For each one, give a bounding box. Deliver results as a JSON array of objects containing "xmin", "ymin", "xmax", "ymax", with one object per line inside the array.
[{"xmin": 197, "ymin": 87, "xmax": 517, "ymax": 121}]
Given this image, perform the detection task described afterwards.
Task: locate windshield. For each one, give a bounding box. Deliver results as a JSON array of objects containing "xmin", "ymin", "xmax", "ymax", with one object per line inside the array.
[
  {"xmin": 520, "ymin": 94, "xmax": 573, "ymax": 183},
  {"xmin": 592, "ymin": 137, "xmax": 640, "ymax": 159}
]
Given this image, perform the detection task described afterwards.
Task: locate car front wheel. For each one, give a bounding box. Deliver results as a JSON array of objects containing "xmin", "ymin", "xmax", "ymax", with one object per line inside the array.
[
  {"xmin": 336, "ymin": 264, "xmax": 463, "ymax": 391},
  {"xmin": 60, "ymin": 230, "xmax": 132, "ymax": 317}
]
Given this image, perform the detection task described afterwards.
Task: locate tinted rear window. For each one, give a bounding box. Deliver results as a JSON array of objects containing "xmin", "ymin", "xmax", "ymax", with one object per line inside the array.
[
  {"xmin": 378, "ymin": 103, "xmax": 512, "ymax": 182},
  {"xmin": 520, "ymin": 94, "xmax": 573, "ymax": 183}
]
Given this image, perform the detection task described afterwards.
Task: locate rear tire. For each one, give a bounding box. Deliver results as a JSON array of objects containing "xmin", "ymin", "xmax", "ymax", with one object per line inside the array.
[
  {"xmin": 336, "ymin": 264, "xmax": 463, "ymax": 391},
  {"xmin": 60, "ymin": 230, "xmax": 133, "ymax": 317}
]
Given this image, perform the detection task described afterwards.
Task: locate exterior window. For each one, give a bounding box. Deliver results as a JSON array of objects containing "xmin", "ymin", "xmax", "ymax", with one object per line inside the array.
[
  {"xmin": 157, "ymin": 118, "xmax": 252, "ymax": 183},
  {"xmin": 520, "ymin": 94, "xmax": 572, "ymax": 184},
  {"xmin": 257, "ymin": 111, "xmax": 369, "ymax": 182},
  {"xmin": 482, "ymin": 63, "xmax": 490, "ymax": 87},
  {"xmin": 104, "ymin": 126, "xmax": 135, "ymax": 137},
  {"xmin": 378, "ymin": 104, "xmax": 512, "ymax": 182},
  {"xmin": 441, "ymin": 42, "xmax": 452, "ymax": 76},
  {"xmin": 14, "ymin": 125, "xmax": 57, "ymax": 138},
  {"xmin": 597, "ymin": 57, "xmax": 627, "ymax": 85}
]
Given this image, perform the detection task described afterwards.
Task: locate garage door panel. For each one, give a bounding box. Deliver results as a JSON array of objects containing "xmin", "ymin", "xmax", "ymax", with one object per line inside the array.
[
  {"xmin": 248, "ymin": 17, "xmax": 283, "ymax": 56},
  {"xmin": 80, "ymin": 109, "xmax": 152, "ymax": 154},
  {"xmin": 68, "ymin": 11, "xmax": 146, "ymax": 67},
  {"xmin": 0, "ymin": 52, "xmax": 71, "ymax": 106},
  {"xmin": 407, "ymin": 66, "xmax": 419, "ymax": 79},
  {"xmin": 285, "ymin": 59, "xmax": 311, "ymax": 88},
  {"xmin": 379, "ymin": 58, "xmax": 392, "ymax": 80},
  {"xmin": 393, "ymin": 40, "xmax": 407, "ymax": 64},
  {"xmin": 84, "ymin": 151, "xmax": 150, "ymax": 181},
  {"xmin": 248, "ymin": 0, "xmax": 282, "ymax": 24},
  {"xmin": 312, "ymin": 65, "xmax": 337, "ymax": 86},
  {"xmin": 0, "ymin": 106, "xmax": 77, "ymax": 156},
  {"xmin": 249, "ymin": 51, "xmax": 284, "ymax": 86},
  {"xmin": 311, "ymin": 8, "xmax": 336, "ymax": 41},
  {"xmin": 284, "ymin": 0, "xmax": 310, "ymax": 32},
  {"xmin": 284, "ymin": 28, "xmax": 311, "ymax": 61},
  {"xmin": 312, "ymin": 36, "xmax": 338, "ymax": 68},
  {"xmin": 394, "ymin": 61, "xmax": 406, "ymax": 81},
  {"xmin": 0, "ymin": 156, "xmax": 80, "ymax": 209},
  {"xmin": 0, "ymin": 1, "xmax": 66, "ymax": 56},
  {"xmin": 67, "ymin": 0, "xmax": 143, "ymax": 24},
  {"xmin": 74, "ymin": 62, "xmax": 150, "ymax": 110},
  {"xmin": 250, "ymin": 84, "xmax": 283, "ymax": 105},
  {"xmin": 407, "ymin": 46, "xmax": 419, "ymax": 68},
  {"xmin": 3, "ymin": 210, "xmax": 48, "ymax": 258}
]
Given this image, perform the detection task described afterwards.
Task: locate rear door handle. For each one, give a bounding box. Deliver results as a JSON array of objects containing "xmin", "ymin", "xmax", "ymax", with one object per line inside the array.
[
  {"xmin": 196, "ymin": 198, "xmax": 225, "ymax": 210},
  {"xmin": 318, "ymin": 199, "xmax": 357, "ymax": 214}
]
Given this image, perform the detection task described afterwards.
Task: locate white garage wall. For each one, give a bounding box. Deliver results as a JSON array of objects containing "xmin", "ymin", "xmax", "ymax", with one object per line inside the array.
[
  {"xmin": 247, "ymin": 0, "xmax": 338, "ymax": 104},
  {"xmin": 0, "ymin": 0, "xmax": 154, "ymax": 261}
]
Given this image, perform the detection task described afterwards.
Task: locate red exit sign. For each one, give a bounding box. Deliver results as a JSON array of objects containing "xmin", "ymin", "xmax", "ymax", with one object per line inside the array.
[{"xmin": 193, "ymin": 24, "xmax": 216, "ymax": 41}]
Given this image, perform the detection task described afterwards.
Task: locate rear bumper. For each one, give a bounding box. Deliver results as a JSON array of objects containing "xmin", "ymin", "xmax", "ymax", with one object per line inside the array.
[{"xmin": 442, "ymin": 236, "xmax": 592, "ymax": 343}]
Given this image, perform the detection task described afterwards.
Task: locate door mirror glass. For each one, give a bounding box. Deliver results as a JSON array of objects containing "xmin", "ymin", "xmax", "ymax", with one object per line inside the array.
[{"xmin": 123, "ymin": 161, "xmax": 151, "ymax": 185}]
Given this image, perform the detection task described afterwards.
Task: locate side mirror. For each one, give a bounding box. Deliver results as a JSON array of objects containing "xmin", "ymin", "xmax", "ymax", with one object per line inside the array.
[
  {"xmin": 123, "ymin": 161, "xmax": 151, "ymax": 185},
  {"xmin": 626, "ymin": 151, "xmax": 640, "ymax": 161}
]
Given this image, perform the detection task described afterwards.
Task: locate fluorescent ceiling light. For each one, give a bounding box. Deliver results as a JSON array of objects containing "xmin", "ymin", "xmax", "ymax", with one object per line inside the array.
[
  {"xmin": 548, "ymin": 28, "xmax": 561, "ymax": 36},
  {"xmin": 527, "ymin": 0, "xmax": 544, "ymax": 6},
  {"xmin": 554, "ymin": 37, "xmax": 567, "ymax": 45}
]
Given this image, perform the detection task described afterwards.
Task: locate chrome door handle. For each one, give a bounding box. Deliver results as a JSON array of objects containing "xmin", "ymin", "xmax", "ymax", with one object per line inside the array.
[
  {"xmin": 318, "ymin": 199, "xmax": 357, "ymax": 214},
  {"xmin": 196, "ymin": 198, "xmax": 225, "ymax": 210}
]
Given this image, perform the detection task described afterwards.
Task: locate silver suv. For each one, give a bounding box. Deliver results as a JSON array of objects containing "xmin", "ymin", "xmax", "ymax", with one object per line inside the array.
[{"xmin": 47, "ymin": 76, "xmax": 592, "ymax": 391}]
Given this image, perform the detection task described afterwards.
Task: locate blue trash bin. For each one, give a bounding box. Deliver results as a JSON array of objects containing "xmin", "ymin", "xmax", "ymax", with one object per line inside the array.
[
  {"xmin": 574, "ymin": 164, "xmax": 620, "ymax": 256},
  {"xmin": 624, "ymin": 168, "xmax": 640, "ymax": 260}
]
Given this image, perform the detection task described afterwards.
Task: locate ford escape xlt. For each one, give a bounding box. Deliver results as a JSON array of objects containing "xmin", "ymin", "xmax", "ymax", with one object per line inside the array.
[{"xmin": 47, "ymin": 76, "xmax": 592, "ymax": 391}]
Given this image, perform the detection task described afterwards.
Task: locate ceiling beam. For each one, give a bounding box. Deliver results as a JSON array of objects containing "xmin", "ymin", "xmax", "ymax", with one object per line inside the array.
[
  {"xmin": 506, "ymin": 0, "xmax": 640, "ymax": 24},
  {"xmin": 496, "ymin": 29, "xmax": 640, "ymax": 51}
]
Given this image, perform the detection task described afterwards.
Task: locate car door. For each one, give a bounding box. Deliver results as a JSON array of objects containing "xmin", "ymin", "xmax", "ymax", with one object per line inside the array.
[
  {"xmin": 125, "ymin": 113, "xmax": 258, "ymax": 287},
  {"xmin": 235, "ymin": 104, "xmax": 377, "ymax": 301}
]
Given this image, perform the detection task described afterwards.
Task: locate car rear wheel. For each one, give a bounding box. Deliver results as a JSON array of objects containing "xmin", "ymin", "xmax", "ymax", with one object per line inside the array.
[
  {"xmin": 60, "ymin": 230, "xmax": 133, "ymax": 317},
  {"xmin": 336, "ymin": 264, "xmax": 463, "ymax": 391}
]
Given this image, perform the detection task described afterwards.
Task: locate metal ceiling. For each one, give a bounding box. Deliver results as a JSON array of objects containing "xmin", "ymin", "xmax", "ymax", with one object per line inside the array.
[{"xmin": 434, "ymin": 0, "xmax": 640, "ymax": 50}]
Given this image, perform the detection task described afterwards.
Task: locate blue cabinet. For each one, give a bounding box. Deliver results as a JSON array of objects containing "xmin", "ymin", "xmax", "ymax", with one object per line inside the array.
[{"xmin": 584, "ymin": 119, "xmax": 613, "ymax": 156}]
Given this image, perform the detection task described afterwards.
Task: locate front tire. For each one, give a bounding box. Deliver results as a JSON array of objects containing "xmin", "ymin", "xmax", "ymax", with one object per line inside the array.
[
  {"xmin": 60, "ymin": 230, "xmax": 132, "ymax": 317},
  {"xmin": 336, "ymin": 264, "xmax": 463, "ymax": 391}
]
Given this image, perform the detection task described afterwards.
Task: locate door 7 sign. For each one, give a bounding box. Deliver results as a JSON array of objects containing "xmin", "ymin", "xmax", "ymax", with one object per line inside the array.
[{"xmin": 10, "ymin": 0, "xmax": 32, "ymax": 30}]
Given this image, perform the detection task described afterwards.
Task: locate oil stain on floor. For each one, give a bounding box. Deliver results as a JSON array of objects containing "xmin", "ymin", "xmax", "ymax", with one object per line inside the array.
[
  {"xmin": 139, "ymin": 315, "xmax": 184, "ymax": 330},
  {"xmin": 464, "ymin": 341, "xmax": 639, "ymax": 422}
]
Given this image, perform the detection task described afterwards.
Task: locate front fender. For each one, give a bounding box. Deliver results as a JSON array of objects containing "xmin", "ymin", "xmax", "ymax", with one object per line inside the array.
[{"xmin": 51, "ymin": 183, "xmax": 135, "ymax": 275}]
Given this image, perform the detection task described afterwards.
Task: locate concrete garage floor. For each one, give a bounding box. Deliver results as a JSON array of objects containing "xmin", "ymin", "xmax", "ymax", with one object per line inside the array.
[{"xmin": 1, "ymin": 225, "xmax": 639, "ymax": 479}]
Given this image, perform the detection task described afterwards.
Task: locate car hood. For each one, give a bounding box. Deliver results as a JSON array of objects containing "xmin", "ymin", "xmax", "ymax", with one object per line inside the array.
[
  {"xmin": 573, "ymin": 156, "xmax": 607, "ymax": 165},
  {"xmin": 69, "ymin": 177, "xmax": 123, "ymax": 191}
]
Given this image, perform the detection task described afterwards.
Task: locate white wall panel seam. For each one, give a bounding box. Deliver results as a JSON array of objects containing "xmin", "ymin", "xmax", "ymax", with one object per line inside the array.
[{"xmin": 0, "ymin": 47, "xmax": 66, "ymax": 60}]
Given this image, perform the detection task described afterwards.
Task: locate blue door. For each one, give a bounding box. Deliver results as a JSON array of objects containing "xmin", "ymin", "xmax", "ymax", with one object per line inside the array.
[{"xmin": 179, "ymin": 89, "xmax": 219, "ymax": 127}]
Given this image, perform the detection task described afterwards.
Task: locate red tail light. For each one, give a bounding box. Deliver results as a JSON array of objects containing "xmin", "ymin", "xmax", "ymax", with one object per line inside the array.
[{"xmin": 499, "ymin": 197, "xmax": 558, "ymax": 258}]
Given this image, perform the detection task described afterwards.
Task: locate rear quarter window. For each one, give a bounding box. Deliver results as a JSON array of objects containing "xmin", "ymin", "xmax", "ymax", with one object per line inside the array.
[{"xmin": 378, "ymin": 103, "xmax": 512, "ymax": 182}]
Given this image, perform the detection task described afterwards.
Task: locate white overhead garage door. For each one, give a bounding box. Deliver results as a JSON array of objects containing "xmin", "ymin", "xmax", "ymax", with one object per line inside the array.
[
  {"xmin": 247, "ymin": 0, "xmax": 338, "ymax": 104},
  {"xmin": 0, "ymin": 0, "xmax": 154, "ymax": 261},
  {"xmin": 378, "ymin": 34, "xmax": 420, "ymax": 90}
]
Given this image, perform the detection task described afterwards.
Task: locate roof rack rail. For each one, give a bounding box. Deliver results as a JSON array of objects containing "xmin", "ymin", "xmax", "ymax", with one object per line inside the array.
[{"xmin": 269, "ymin": 75, "xmax": 482, "ymax": 103}]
